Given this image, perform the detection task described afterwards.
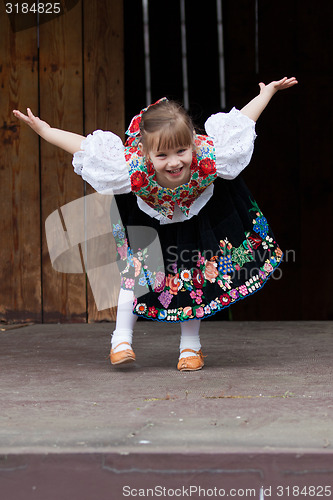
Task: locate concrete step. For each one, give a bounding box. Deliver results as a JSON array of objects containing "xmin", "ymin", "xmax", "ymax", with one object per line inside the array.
[{"xmin": 1, "ymin": 321, "xmax": 332, "ymax": 499}]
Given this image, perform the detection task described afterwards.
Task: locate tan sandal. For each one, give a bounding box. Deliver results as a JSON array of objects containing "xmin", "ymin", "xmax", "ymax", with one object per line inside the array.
[
  {"xmin": 177, "ymin": 349, "xmax": 205, "ymax": 372},
  {"xmin": 109, "ymin": 342, "xmax": 136, "ymax": 365}
]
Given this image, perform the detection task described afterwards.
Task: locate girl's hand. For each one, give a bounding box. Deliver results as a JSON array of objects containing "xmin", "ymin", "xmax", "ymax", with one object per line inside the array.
[
  {"xmin": 240, "ymin": 76, "xmax": 298, "ymax": 121},
  {"xmin": 13, "ymin": 107, "xmax": 85, "ymax": 154},
  {"xmin": 12, "ymin": 108, "xmax": 51, "ymax": 136},
  {"xmin": 259, "ymin": 77, "xmax": 298, "ymax": 96}
]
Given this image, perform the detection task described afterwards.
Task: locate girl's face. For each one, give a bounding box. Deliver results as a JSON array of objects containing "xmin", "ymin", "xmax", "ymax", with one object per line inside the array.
[{"xmin": 148, "ymin": 145, "xmax": 193, "ymax": 189}]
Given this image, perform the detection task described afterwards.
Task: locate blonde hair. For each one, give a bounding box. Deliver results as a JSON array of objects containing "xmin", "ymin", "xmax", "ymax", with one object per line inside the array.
[{"xmin": 139, "ymin": 101, "xmax": 194, "ymax": 153}]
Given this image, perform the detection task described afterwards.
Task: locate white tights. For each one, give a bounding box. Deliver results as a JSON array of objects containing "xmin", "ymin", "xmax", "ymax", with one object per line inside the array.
[
  {"xmin": 111, "ymin": 289, "xmax": 138, "ymax": 353},
  {"xmin": 111, "ymin": 289, "xmax": 201, "ymax": 358}
]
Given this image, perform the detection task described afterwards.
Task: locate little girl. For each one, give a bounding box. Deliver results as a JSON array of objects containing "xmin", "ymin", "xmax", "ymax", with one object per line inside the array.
[{"xmin": 13, "ymin": 76, "xmax": 297, "ymax": 371}]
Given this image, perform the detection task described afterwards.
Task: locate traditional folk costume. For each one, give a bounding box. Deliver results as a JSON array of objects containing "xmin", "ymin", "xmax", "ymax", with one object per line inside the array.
[{"xmin": 73, "ymin": 103, "xmax": 282, "ymax": 323}]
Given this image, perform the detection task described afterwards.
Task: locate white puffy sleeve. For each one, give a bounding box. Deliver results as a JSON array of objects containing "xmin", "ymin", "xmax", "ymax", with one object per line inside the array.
[
  {"xmin": 204, "ymin": 107, "xmax": 257, "ymax": 180},
  {"xmin": 72, "ymin": 130, "xmax": 131, "ymax": 194}
]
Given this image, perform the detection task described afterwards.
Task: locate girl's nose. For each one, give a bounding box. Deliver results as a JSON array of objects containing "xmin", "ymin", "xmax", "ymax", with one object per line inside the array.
[{"xmin": 167, "ymin": 155, "xmax": 179, "ymax": 167}]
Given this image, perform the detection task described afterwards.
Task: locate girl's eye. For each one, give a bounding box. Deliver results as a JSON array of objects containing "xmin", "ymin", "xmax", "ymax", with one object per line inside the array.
[{"xmin": 178, "ymin": 149, "xmax": 186, "ymax": 154}]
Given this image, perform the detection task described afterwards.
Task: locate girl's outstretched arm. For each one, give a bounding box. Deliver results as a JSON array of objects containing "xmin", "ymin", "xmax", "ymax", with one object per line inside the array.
[
  {"xmin": 12, "ymin": 108, "xmax": 85, "ymax": 154},
  {"xmin": 240, "ymin": 77, "xmax": 298, "ymax": 122}
]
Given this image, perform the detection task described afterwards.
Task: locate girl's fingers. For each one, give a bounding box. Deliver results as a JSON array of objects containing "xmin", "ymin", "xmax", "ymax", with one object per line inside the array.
[
  {"xmin": 284, "ymin": 78, "xmax": 298, "ymax": 87},
  {"xmin": 13, "ymin": 110, "xmax": 27, "ymax": 121},
  {"xmin": 13, "ymin": 108, "xmax": 36, "ymax": 125},
  {"xmin": 275, "ymin": 77, "xmax": 298, "ymax": 90}
]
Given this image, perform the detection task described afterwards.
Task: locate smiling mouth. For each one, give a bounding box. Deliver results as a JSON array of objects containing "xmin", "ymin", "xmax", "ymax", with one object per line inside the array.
[{"xmin": 166, "ymin": 166, "xmax": 183, "ymax": 175}]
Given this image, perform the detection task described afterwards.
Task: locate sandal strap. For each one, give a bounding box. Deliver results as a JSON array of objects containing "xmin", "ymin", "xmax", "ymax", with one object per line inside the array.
[
  {"xmin": 180, "ymin": 348, "xmax": 199, "ymax": 354},
  {"xmin": 179, "ymin": 348, "xmax": 206, "ymax": 358},
  {"xmin": 112, "ymin": 341, "xmax": 132, "ymax": 350}
]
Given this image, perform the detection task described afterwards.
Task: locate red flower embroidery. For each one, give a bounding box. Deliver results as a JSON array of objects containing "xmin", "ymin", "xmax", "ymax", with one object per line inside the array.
[
  {"xmin": 220, "ymin": 294, "xmax": 231, "ymax": 306},
  {"xmin": 145, "ymin": 195, "xmax": 157, "ymax": 204},
  {"xmin": 168, "ymin": 274, "xmax": 180, "ymax": 295},
  {"xmin": 130, "ymin": 171, "xmax": 149, "ymax": 192},
  {"xmin": 248, "ymin": 233, "xmax": 262, "ymax": 249},
  {"xmin": 124, "ymin": 147, "xmax": 138, "ymax": 162},
  {"xmin": 127, "ymin": 115, "xmax": 142, "ymax": 136},
  {"xmin": 146, "ymin": 161, "xmax": 155, "ymax": 176},
  {"xmin": 125, "ymin": 135, "xmax": 216, "ymax": 220},
  {"xmin": 148, "ymin": 306, "xmax": 158, "ymax": 318},
  {"xmin": 199, "ymin": 158, "xmax": 216, "ymax": 178},
  {"xmin": 147, "ymin": 201, "xmax": 157, "ymax": 210},
  {"xmin": 192, "ymin": 268, "xmax": 204, "ymax": 289},
  {"xmin": 124, "ymin": 137, "xmax": 137, "ymax": 147},
  {"xmin": 191, "ymin": 154, "xmax": 198, "ymax": 170}
]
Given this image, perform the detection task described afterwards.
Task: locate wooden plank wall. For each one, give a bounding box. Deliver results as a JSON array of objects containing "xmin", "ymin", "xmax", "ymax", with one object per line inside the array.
[
  {"xmin": 223, "ymin": 0, "xmax": 333, "ymax": 321},
  {"xmin": 1, "ymin": 0, "xmax": 332, "ymax": 322},
  {"xmin": 0, "ymin": 5, "xmax": 41, "ymax": 323},
  {"xmin": 83, "ymin": 0, "xmax": 124, "ymax": 322},
  {"xmin": 39, "ymin": 1, "xmax": 86, "ymax": 323},
  {"xmin": 0, "ymin": 0, "xmax": 123, "ymax": 323}
]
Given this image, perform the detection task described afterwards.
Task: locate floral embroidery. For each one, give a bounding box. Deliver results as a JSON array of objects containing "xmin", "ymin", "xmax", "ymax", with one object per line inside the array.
[
  {"xmin": 220, "ymin": 293, "xmax": 231, "ymax": 306},
  {"xmin": 125, "ymin": 98, "xmax": 168, "ymax": 137},
  {"xmin": 158, "ymin": 290, "xmax": 173, "ymax": 308},
  {"xmin": 195, "ymin": 307, "xmax": 205, "ymax": 319},
  {"xmin": 138, "ymin": 268, "xmax": 153, "ymax": 287},
  {"xmin": 190, "ymin": 289, "xmax": 204, "ymax": 304},
  {"xmin": 124, "ymin": 278, "xmax": 135, "ymax": 289},
  {"xmin": 253, "ymin": 216, "xmax": 269, "ymax": 239},
  {"xmin": 114, "ymin": 195, "xmax": 283, "ymax": 322},
  {"xmin": 166, "ymin": 274, "xmax": 182, "ymax": 295},
  {"xmin": 131, "ymin": 171, "xmax": 149, "ymax": 192},
  {"xmin": 181, "ymin": 269, "xmax": 192, "ymax": 281},
  {"xmin": 229, "ymin": 289, "xmax": 239, "ymax": 300},
  {"xmin": 136, "ymin": 303, "xmax": 147, "ymax": 314},
  {"xmin": 210, "ymin": 300, "xmax": 218, "ymax": 310},
  {"xmin": 249, "ymin": 198, "xmax": 270, "ymax": 239},
  {"xmin": 154, "ymin": 271, "xmax": 166, "ymax": 292},
  {"xmin": 192, "ymin": 268, "xmax": 204, "ymax": 289},
  {"xmin": 112, "ymin": 223, "xmax": 125, "ymax": 240},
  {"xmin": 231, "ymin": 245, "xmax": 254, "ymax": 267},
  {"xmin": 238, "ymin": 285, "xmax": 249, "ymax": 296},
  {"xmin": 124, "ymin": 135, "xmax": 217, "ymax": 220},
  {"xmin": 218, "ymin": 255, "xmax": 234, "ymax": 274},
  {"xmin": 148, "ymin": 306, "xmax": 158, "ymax": 318},
  {"xmin": 204, "ymin": 261, "xmax": 219, "ymax": 283}
]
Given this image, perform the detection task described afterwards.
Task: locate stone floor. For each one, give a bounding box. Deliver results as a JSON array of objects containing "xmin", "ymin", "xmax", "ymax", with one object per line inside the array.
[{"xmin": 1, "ymin": 321, "xmax": 332, "ymax": 499}]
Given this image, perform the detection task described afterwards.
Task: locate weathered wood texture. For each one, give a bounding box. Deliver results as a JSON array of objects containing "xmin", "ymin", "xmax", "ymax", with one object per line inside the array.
[
  {"xmin": 39, "ymin": 1, "xmax": 86, "ymax": 323},
  {"xmin": 0, "ymin": 8, "xmax": 41, "ymax": 322},
  {"xmin": 0, "ymin": 0, "xmax": 124, "ymax": 323},
  {"xmin": 83, "ymin": 0, "xmax": 124, "ymax": 322}
]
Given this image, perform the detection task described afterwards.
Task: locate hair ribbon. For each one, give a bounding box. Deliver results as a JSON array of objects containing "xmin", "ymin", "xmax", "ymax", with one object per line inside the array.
[{"xmin": 125, "ymin": 97, "xmax": 168, "ymax": 137}]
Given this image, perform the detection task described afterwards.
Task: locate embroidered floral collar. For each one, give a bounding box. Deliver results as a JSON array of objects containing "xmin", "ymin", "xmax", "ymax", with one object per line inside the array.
[{"xmin": 124, "ymin": 135, "xmax": 217, "ymax": 220}]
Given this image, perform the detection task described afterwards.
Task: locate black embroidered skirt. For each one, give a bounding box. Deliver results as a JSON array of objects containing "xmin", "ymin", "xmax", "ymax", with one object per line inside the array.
[{"xmin": 112, "ymin": 177, "xmax": 282, "ymax": 322}]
